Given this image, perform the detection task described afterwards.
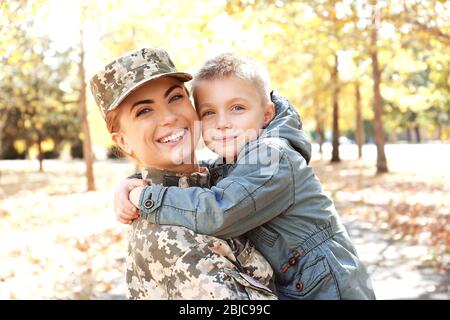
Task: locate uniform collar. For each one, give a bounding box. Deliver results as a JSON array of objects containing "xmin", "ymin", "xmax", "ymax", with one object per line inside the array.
[
  {"xmin": 208, "ymin": 163, "xmax": 236, "ymax": 185},
  {"xmin": 141, "ymin": 167, "xmax": 211, "ymax": 188}
]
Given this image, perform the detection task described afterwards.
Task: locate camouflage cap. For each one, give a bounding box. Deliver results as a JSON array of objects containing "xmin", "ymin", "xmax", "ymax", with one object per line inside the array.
[{"xmin": 90, "ymin": 48, "xmax": 192, "ymax": 118}]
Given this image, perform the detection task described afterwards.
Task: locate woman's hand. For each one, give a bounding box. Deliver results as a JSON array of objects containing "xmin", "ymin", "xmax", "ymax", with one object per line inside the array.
[{"xmin": 114, "ymin": 178, "xmax": 148, "ymax": 224}]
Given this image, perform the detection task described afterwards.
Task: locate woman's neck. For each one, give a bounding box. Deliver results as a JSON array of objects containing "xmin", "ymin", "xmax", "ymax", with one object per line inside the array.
[
  {"xmin": 143, "ymin": 157, "xmax": 201, "ymax": 174},
  {"xmin": 169, "ymin": 163, "xmax": 201, "ymax": 174}
]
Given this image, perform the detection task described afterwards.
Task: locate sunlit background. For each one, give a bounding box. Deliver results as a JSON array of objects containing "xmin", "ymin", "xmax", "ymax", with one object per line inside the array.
[{"xmin": 1, "ymin": 0, "xmax": 449, "ymax": 299}]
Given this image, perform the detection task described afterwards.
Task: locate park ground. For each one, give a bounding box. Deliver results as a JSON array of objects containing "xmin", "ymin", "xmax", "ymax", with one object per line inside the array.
[{"xmin": 0, "ymin": 143, "xmax": 448, "ymax": 299}]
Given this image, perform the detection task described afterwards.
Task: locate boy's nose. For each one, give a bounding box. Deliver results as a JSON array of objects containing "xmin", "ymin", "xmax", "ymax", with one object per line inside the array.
[{"xmin": 216, "ymin": 115, "xmax": 231, "ymax": 130}]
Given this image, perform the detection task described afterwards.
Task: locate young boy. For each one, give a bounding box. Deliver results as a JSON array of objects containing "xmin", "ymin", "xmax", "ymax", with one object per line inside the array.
[{"xmin": 118, "ymin": 53, "xmax": 376, "ymax": 299}]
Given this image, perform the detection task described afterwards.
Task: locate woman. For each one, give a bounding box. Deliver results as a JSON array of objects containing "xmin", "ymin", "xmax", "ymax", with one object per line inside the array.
[{"xmin": 89, "ymin": 48, "xmax": 276, "ymax": 299}]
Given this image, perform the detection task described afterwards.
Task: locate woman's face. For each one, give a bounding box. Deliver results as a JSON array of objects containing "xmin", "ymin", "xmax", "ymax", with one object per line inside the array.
[{"xmin": 112, "ymin": 76, "xmax": 199, "ymax": 170}]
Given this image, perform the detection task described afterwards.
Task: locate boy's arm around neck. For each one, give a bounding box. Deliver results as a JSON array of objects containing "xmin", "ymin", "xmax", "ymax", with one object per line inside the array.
[{"xmin": 138, "ymin": 138, "xmax": 298, "ymax": 238}]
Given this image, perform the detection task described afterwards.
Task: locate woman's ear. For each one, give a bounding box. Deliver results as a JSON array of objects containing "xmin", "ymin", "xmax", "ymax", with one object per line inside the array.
[
  {"xmin": 263, "ymin": 102, "xmax": 276, "ymax": 128},
  {"xmin": 111, "ymin": 132, "xmax": 132, "ymax": 155}
]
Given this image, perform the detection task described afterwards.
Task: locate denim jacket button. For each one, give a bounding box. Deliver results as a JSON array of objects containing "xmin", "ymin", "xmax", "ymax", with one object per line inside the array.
[
  {"xmin": 144, "ymin": 199, "xmax": 154, "ymax": 209},
  {"xmin": 289, "ymin": 257, "xmax": 297, "ymax": 266},
  {"xmin": 296, "ymin": 281, "xmax": 303, "ymax": 291}
]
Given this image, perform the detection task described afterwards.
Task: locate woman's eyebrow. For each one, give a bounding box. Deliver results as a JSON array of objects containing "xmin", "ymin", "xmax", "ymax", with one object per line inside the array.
[
  {"xmin": 164, "ymin": 85, "xmax": 182, "ymax": 98},
  {"xmin": 130, "ymin": 85, "xmax": 182, "ymax": 114},
  {"xmin": 130, "ymin": 99, "xmax": 154, "ymax": 114}
]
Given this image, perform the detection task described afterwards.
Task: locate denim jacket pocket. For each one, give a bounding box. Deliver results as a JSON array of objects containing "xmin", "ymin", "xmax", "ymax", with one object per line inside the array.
[
  {"xmin": 278, "ymin": 256, "xmax": 340, "ymax": 300},
  {"xmin": 251, "ymin": 225, "xmax": 279, "ymax": 248}
]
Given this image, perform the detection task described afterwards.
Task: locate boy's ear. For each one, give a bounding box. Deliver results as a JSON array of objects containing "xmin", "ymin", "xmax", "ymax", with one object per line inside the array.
[
  {"xmin": 263, "ymin": 102, "xmax": 276, "ymax": 127},
  {"xmin": 111, "ymin": 132, "xmax": 132, "ymax": 155}
]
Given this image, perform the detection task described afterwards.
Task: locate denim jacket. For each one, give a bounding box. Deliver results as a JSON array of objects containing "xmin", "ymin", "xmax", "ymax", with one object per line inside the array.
[{"xmin": 137, "ymin": 92, "xmax": 376, "ymax": 300}]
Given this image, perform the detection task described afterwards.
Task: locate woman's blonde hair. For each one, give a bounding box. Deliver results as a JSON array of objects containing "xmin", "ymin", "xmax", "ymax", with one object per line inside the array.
[{"xmin": 105, "ymin": 107, "xmax": 131, "ymax": 159}]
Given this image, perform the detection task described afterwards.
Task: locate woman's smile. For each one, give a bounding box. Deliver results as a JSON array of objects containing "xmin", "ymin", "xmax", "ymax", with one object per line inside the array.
[{"xmin": 157, "ymin": 128, "xmax": 188, "ymax": 146}]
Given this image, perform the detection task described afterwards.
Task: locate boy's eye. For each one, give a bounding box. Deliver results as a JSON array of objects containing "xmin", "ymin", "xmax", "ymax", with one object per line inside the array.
[
  {"xmin": 201, "ymin": 110, "xmax": 215, "ymax": 117},
  {"xmin": 231, "ymin": 105, "xmax": 245, "ymax": 111},
  {"xmin": 136, "ymin": 107, "xmax": 153, "ymax": 117}
]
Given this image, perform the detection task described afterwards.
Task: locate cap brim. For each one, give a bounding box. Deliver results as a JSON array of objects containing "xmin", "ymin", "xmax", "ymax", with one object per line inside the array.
[{"xmin": 108, "ymin": 71, "xmax": 193, "ymax": 112}]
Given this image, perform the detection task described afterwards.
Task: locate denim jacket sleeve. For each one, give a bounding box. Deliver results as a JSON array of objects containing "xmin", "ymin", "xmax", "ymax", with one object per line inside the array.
[{"xmin": 138, "ymin": 138, "xmax": 296, "ymax": 238}]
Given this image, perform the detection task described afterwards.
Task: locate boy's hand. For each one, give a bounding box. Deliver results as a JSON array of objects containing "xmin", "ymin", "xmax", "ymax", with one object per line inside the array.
[
  {"xmin": 129, "ymin": 186, "xmax": 145, "ymax": 208},
  {"xmin": 114, "ymin": 178, "xmax": 148, "ymax": 224}
]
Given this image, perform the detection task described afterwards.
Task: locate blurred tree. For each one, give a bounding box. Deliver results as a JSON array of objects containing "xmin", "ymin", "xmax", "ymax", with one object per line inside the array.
[
  {"xmin": 400, "ymin": 0, "xmax": 450, "ymax": 46},
  {"xmin": 0, "ymin": 0, "xmax": 80, "ymax": 171},
  {"xmin": 224, "ymin": 0, "xmax": 345, "ymax": 161},
  {"xmin": 369, "ymin": 0, "xmax": 388, "ymax": 173},
  {"xmin": 309, "ymin": 1, "xmax": 357, "ymax": 163},
  {"xmin": 2, "ymin": 0, "xmax": 449, "ymax": 177},
  {"xmin": 78, "ymin": 3, "xmax": 96, "ymax": 190},
  {"xmin": 355, "ymin": 80, "xmax": 364, "ymax": 158},
  {"xmin": 385, "ymin": 0, "xmax": 450, "ymax": 142}
]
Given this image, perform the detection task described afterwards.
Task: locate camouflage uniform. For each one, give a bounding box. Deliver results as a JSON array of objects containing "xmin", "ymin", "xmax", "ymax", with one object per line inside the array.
[{"xmin": 126, "ymin": 168, "xmax": 277, "ymax": 299}]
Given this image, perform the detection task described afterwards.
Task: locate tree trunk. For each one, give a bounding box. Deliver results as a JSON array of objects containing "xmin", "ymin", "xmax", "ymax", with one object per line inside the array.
[
  {"xmin": 317, "ymin": 121, "xmax": 325, "ymax": 155},
  {"xmin": 406, "ymin": 127, "xmax": 412, "ymax": 143},
  {"xmin": 314, "ymin": 95, "xmax": 325, "ymax": 156},
  {"xmin": 331, "ymin": 53, "xmax": 340, "ymax": 163},
  {"xmin": 79, "ymin": 28, "xmax": 96, "ymax": 191},
  {"xmin": 414, "ymin": 123, "xmax": 421, "ymax": 143},
  {"xmin": 37, "ymin": 132, "xmax": 43, "ymax": 172},
  {"xmin": 437, "ymin": 124, "xmax": 442, "ymax": 141},
  {"xmin": 370, "ymin": 1, "xmax": 388, "ymax": 174},
  {"xmin": 355, "ymin": 81, "xmax": 364, "ymax": 159}
]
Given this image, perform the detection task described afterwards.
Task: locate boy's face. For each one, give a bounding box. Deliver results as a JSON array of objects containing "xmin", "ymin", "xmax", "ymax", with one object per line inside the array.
[
  {"xmin": 112, "ymin": 76, "xmax": 200, "ymax": 170},
  {"xmin": 194, "ymin": 76, "xmax": 275, "ymax": 160}
]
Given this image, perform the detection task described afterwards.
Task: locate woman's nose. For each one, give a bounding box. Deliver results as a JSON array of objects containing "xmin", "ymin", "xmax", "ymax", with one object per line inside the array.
[{"xmin": 159, "ymin": 109, "xmax": 178, "ymax": 126}]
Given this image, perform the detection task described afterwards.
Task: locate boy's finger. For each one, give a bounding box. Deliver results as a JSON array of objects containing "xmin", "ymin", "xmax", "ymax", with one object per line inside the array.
[
  {"xmin": 124, "ymin": 201, "xmax": 138, "ymax": 214},
  {"xmin": 120, "ymin": 211, "xmax": 139, "ymax": 220},
  {"xmin": 120, "ymin": 215, "xmax": 137, "ymax": 224},
  {"xmin": 127, "ymin": 179, "xmax": 148, "ymax": 191},
  {"xmin": 116, "ymin": 207, "xmax": 132, "ymax": 219},
  {"xmin": 117, "ymin": 216, "xmax": 132, "ymax": 225},
  {"xmin": 116, "ymin": 190, "xmax": 136, "ymax": 209},
  {"xmin": 118, "ymin": 204, "xmax": 138, "ymax": 218}
]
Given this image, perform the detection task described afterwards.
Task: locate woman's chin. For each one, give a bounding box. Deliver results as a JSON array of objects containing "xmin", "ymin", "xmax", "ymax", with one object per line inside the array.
[{"xmin": 167, "ymin": 146, "xmax": 195, "ymax": 165}]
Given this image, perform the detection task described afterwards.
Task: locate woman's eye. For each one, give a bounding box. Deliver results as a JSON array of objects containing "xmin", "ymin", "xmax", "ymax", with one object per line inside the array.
[
  {"xmin": 169, "ymin": 94, "xmax": 183, "ymax": 103},
  {"xmin": 136, "ymin": 108, "xmax": 152, "ymax": 117},
  {"xmin": 231, "ymin": 105, "xmax": 245, "ymax": 111}
]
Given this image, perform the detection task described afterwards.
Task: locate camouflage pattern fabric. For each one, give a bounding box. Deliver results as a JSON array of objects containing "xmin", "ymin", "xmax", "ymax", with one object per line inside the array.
[
  {"xmin": 90, "ymin": 48, "xmax": 192, "ymax": 118},
  {"xmin": 126, "ymin": 168, "xmax": 277, "ymax": 300}
]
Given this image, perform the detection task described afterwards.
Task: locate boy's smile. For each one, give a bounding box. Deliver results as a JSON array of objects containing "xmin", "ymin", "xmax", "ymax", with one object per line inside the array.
[{"xmin": 213, "ymin": 135, "xmax": 238, "ymax": 143}]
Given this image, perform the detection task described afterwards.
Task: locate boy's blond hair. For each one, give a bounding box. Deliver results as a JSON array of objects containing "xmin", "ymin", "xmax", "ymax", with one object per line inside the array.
[{"xmin": 192, "ymin": 53, "xmax": 271, "ymax": 104}]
